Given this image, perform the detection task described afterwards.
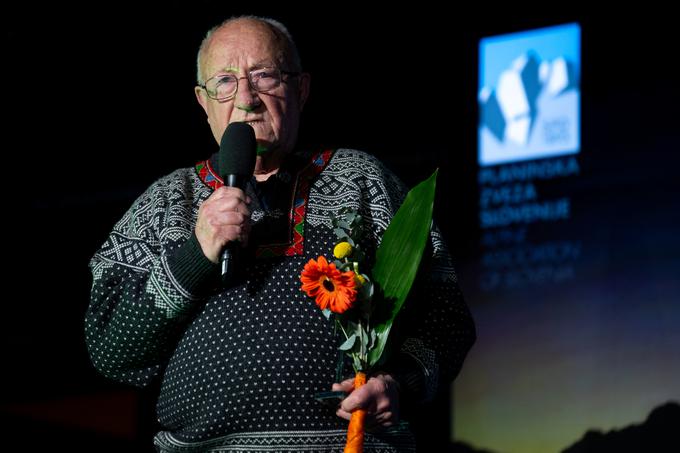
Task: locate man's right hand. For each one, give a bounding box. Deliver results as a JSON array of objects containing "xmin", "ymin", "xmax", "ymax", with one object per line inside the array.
[{"xmin": 195, "ymin": 186, "xmax": 251, "ymax": 263}]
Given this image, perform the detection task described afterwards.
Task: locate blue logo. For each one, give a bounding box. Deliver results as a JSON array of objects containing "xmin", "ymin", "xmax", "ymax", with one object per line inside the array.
[{"xmin": 479, "ymin": 23, "xmax": 581, "ymax": 166}]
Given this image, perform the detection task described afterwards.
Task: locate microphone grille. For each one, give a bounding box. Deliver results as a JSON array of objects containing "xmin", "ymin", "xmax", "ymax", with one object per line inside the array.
[{"xmin": 218, "ymin": 122, "xmax": 257, "ymax": 178}]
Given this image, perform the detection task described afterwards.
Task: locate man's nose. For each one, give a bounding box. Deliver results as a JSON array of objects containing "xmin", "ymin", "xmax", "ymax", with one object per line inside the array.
[{"xmin": 235, "ymin": 76, "xmax": 260, "ymax": 110}]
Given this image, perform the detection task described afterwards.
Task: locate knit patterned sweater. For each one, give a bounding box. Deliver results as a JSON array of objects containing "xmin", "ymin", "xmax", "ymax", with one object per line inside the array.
[{"xmin": 85, "ymin": 149, "xmax": 475, "ymax": 452}]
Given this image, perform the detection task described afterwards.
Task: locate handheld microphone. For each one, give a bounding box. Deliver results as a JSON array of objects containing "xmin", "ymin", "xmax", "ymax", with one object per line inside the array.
[{"xmin": 218, "ymin": 122, "xmax": 256, "ymax": 282}]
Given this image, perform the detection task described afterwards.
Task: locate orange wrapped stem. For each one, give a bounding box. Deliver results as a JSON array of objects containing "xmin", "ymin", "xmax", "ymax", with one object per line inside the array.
[{"xmin": 344, "ymin": 371, "xmax": 367, "ymax": 453}]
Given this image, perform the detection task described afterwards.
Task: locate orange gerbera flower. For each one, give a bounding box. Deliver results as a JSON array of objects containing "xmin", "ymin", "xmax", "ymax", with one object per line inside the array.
[{"xmin": 300, "ymin": 256, "xmax": 357, "ymax": 313}]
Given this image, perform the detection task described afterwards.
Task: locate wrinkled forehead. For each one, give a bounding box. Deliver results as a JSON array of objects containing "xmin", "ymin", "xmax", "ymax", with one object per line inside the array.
[{"xmin": 204, "ymin": 21, "xmax": 285, "ymax": 75}]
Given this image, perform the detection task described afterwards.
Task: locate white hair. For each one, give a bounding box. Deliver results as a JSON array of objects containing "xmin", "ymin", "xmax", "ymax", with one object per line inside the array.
[{"xmin": 196, "ymin": 15, "xmax": 302, "ymax": 85}]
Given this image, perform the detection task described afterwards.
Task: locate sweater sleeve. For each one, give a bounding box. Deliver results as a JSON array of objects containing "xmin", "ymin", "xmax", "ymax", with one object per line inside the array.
[
  {"xmin": 396, "ymin": 226, "xmax": 476, "ymax": 402},
  {"xmin": 361, "ymin": 155, "xmax": 476, "ymax": 403},
  {"xmin": 84, "ymin": 171, "xmax": 219, "ymax": 387}
]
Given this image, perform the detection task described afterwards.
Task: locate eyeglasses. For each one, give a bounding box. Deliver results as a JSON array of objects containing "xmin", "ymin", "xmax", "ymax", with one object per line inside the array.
[{"xmin": 200, "ymin": 67, "xmax": 300, "ymax": 101}]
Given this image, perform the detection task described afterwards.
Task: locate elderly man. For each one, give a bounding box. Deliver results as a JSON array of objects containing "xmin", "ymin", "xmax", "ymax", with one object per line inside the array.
[{"xmin": 85, "ymin": 16, "xmax": 475, "ymax": 452}]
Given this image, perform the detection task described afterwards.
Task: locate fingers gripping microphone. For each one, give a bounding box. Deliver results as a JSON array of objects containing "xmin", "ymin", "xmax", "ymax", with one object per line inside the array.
[{"xmin": 218, "ymin": 122, "xmax": 256, "ymax": 282}]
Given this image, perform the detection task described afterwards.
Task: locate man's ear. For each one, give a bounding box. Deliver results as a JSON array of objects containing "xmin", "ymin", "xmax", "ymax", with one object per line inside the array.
[
  {"xmin": 195, "ymin": 86, "xmax": 210, "ymax": 115},
  {"xmin": 297, "ymin": 73, "xmax": 311, "ymax": 111}
]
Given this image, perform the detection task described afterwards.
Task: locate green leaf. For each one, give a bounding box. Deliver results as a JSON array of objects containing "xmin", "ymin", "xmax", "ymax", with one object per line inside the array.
[
  {"xmin": 322, "ymin": 308, "xmax": 332, "ymax": 320},
  {"xmin": 359, "ymin": 323, "xmax": 369, "ymax": 350},
  {"xmin": 359, "ymin": 276, "xmax": 374, "ymax": 301},
  {"xmin": 339, "ymin": 334, "xmax": 357, "ymax": 351},
  {"xmin": 352, "ymin": 355, "xmax": 363, "ymax": 372},
  {"xmin": 367, "ymin": 169, "xmax": 438, "ymax": 367},
  {"xmin": 369, "ymin": 329, "xmax": 377, "ymax": 349}
]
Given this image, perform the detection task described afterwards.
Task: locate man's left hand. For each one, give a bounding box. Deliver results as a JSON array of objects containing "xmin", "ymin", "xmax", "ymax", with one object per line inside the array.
[{"xmin": 331, "ymin": 372, "xmax": 400, "ymax": 429}]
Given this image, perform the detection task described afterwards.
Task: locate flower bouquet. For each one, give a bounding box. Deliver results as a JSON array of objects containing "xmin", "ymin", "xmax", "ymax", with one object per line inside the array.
[{"xmin": 300, "ymin": 170, "xmax": 438, "ymax": 453}]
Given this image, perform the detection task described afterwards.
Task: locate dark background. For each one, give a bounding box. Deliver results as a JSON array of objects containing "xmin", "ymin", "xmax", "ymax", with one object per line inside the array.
[{"xmin": 2, "ymin": 2, "xmax": 678, "ymax": 451}]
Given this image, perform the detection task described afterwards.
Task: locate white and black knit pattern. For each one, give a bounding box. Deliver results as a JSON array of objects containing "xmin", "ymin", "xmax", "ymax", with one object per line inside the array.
[
  {"xmin": 154, "ymin": 426, "xmax": 416, "ymax": 452},
  {"xmin": 85, "ymin": 149, "xmax": 475, "ymax": 450},
  {"xmin": 306, "ymin": 150, "xmax": 404, "ymax": 235}
]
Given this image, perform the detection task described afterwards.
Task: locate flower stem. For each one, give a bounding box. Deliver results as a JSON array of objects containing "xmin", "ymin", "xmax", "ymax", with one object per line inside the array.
[{"xmin": 336, "ymin": 318, "xmax": 350, "ymax": 340}]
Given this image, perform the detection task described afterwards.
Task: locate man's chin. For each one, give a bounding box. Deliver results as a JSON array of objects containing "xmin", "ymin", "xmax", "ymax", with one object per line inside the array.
[
  {"xmin": 256, "ymin": 139, "xmax": 285, "ymax": 157},
  {"xmin": 256, "ymin": 142, "xmax": 272, "ymax": 156}
]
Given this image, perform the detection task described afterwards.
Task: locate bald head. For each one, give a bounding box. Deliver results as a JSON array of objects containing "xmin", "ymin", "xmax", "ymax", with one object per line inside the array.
[
  {"xmin": 196, "ymin": 16, "xmax": 301, "ymax": 85},
  {"xmin": 193, "ymin": 15, "xmax": 311, "ymax": 167}
]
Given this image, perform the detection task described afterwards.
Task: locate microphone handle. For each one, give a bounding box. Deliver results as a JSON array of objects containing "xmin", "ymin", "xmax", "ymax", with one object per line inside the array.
[
  {"xmin": 220, "ymin": 173, "xmax": 248, "ymax": 283},
  {"xmin": 224, "ymin": 174, "xmax": 247, "ymax": 188},
  {"xmin": 221, "ymin": 245, "xmax": 238, "ymax": 282}
]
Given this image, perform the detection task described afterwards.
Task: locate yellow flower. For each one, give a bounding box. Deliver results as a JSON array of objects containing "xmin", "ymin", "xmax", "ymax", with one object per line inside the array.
[
  {"xmin": 355, "ymin": 273, "xmax": 366, "ymax": 286},
  {"xmin": 333, "ymin": 242, "xmax": 353, "ymax": 259}
]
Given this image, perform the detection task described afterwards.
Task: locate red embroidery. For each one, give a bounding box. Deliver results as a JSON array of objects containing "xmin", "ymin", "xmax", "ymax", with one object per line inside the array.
[{"xmin": 195, "ymin": 150, "xmax": 333, "ymax": 257}]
